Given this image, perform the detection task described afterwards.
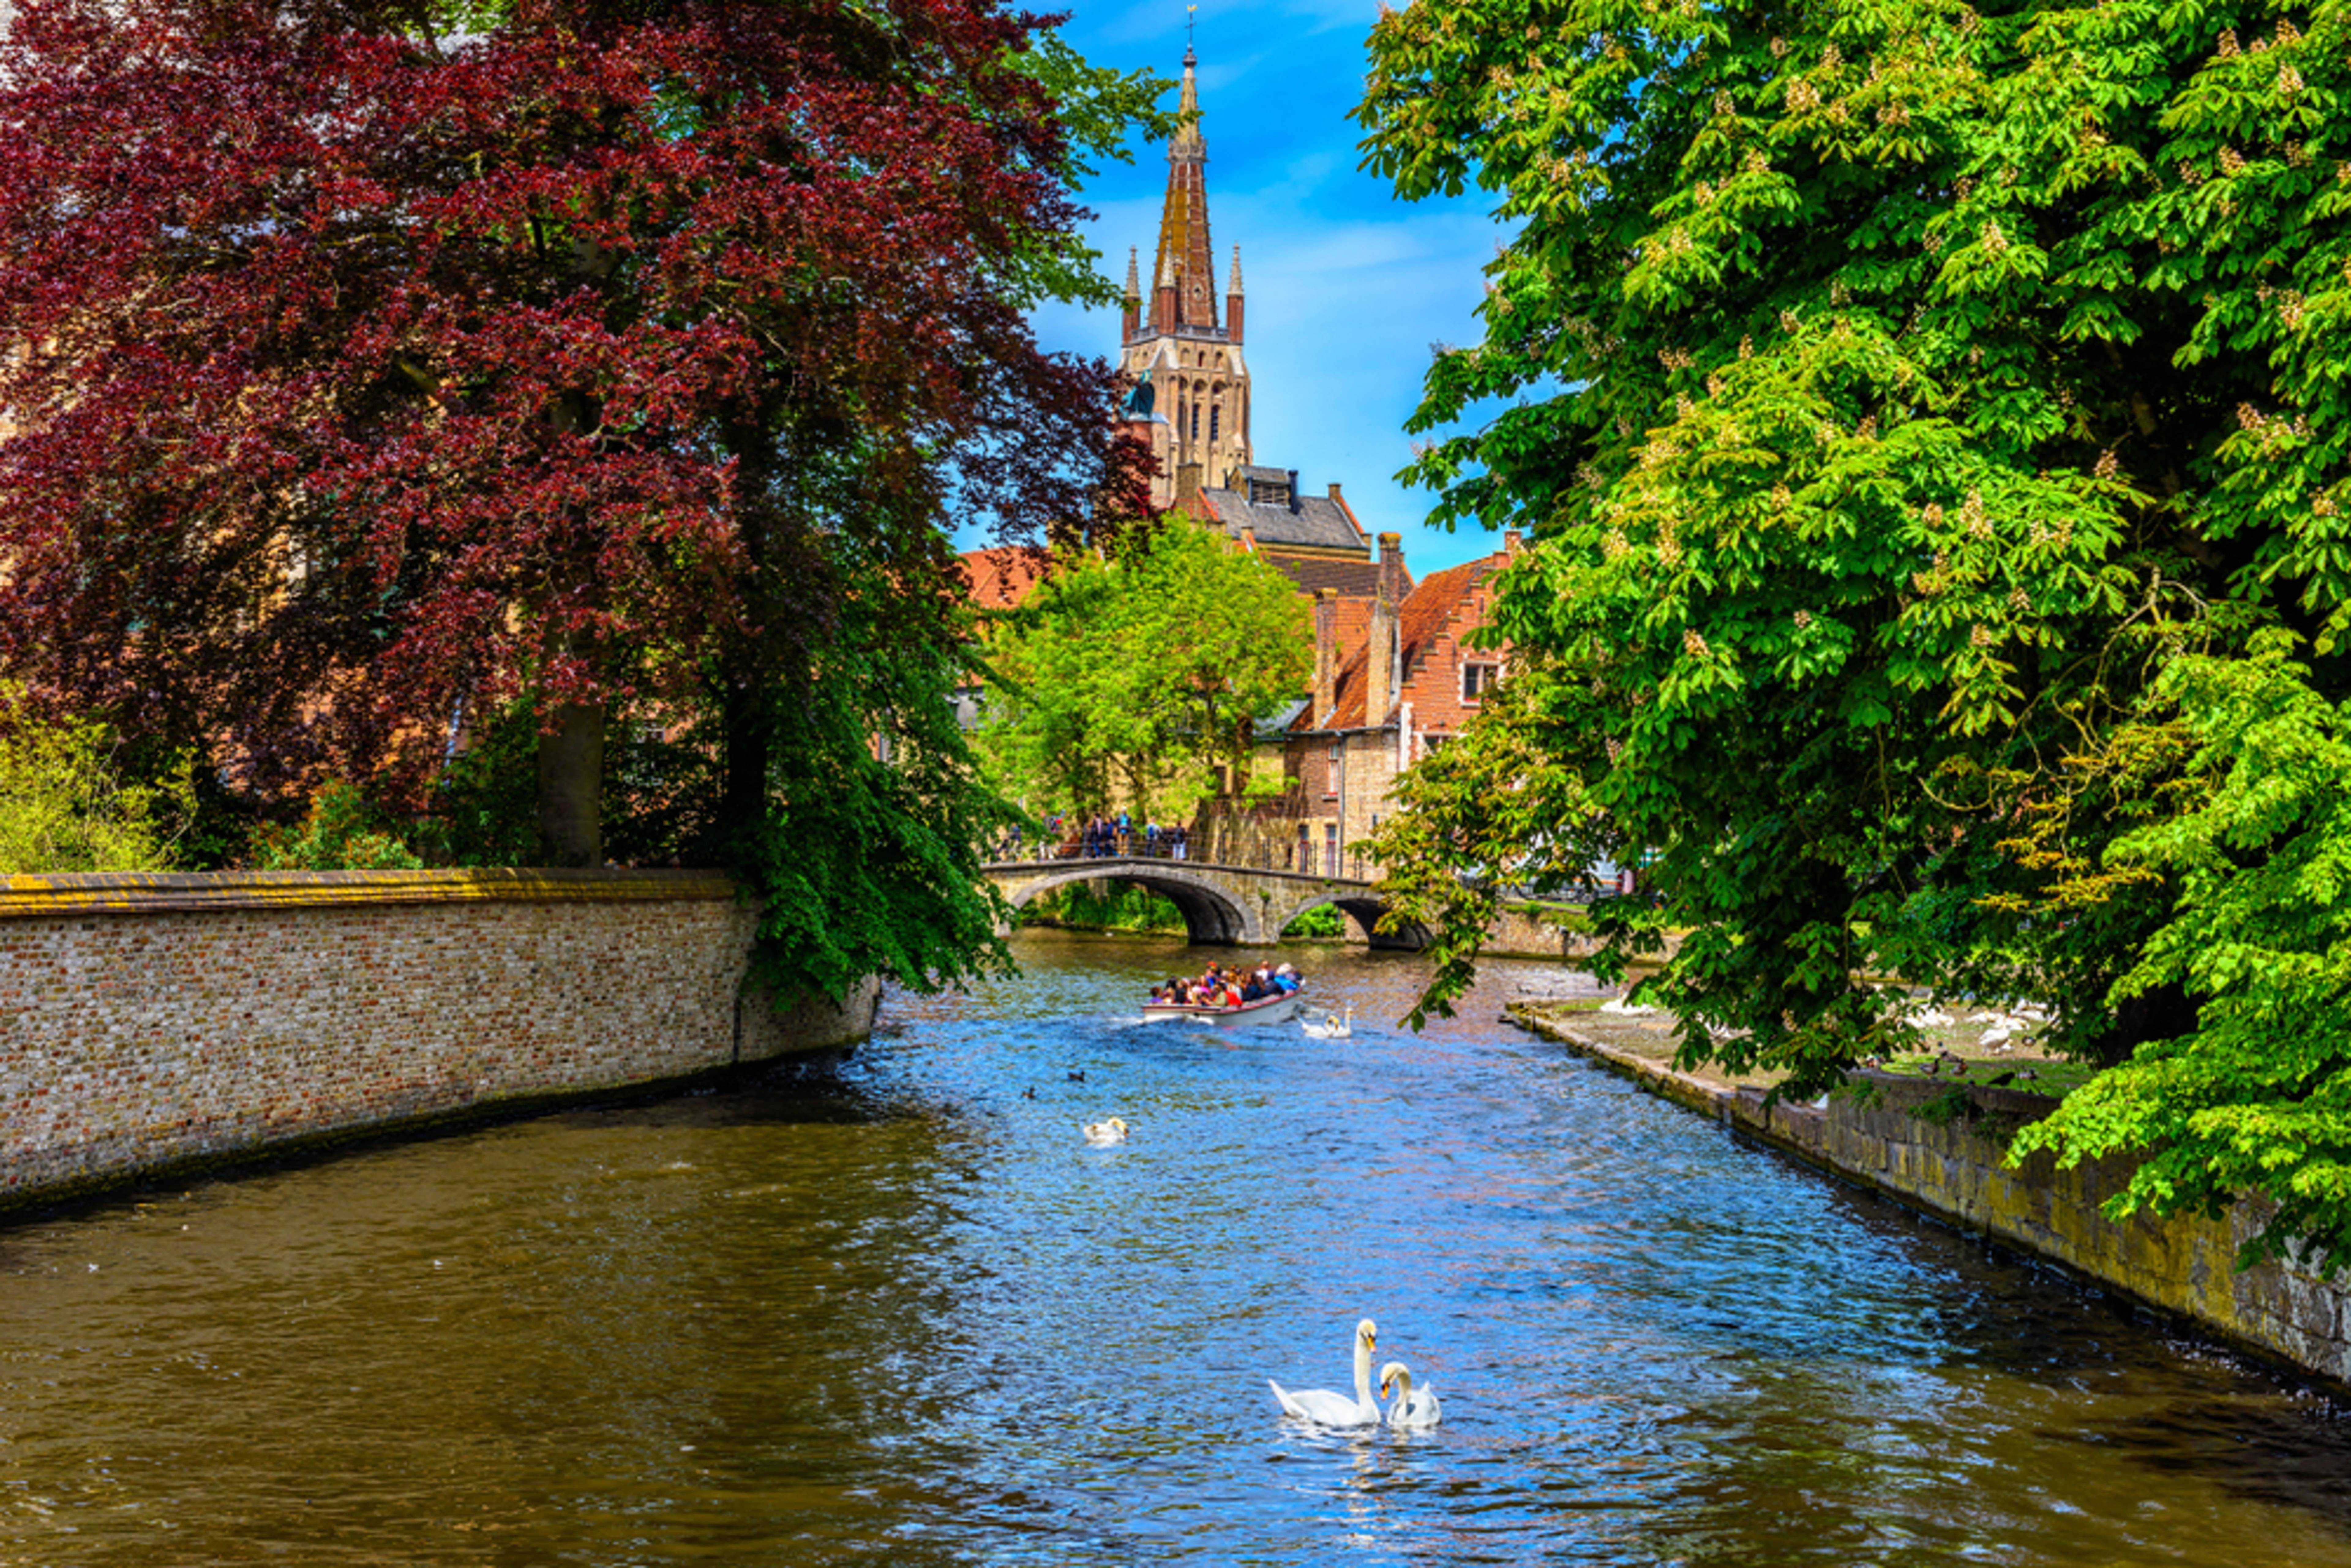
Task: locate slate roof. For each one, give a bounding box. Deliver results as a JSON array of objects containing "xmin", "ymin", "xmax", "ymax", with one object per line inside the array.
[{"xmin": 1197, "ymin": 486, "xmax": 1368, "ymax": 554}]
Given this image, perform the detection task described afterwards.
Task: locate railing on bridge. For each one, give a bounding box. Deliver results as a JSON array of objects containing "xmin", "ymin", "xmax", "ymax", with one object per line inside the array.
[{"xmin": 987, "ymin": 824, "xmax": 1381, "ymax": 884}]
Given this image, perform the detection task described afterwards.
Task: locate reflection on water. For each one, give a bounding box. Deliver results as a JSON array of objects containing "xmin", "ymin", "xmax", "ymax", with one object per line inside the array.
[{"xmin": 4, "ymin": 931, "xmax": 2350, "ymax": 1565}]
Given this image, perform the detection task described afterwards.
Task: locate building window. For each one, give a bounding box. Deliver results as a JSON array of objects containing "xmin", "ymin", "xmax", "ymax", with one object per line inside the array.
[
  {"xmin": 1461, "ymin": 663, "xmax": 1498, "ymax": 705},
  {"xmin": 1324, "ymin": 746, "xmax": 1341, "ymax": 799},
  {"xmin": 1191, "ymin": 404, "xmax": 1201, "ymax": 442},
  {"xmin": 1210, "ymin": 405, "xmax": 1220, "ymax": 443}
]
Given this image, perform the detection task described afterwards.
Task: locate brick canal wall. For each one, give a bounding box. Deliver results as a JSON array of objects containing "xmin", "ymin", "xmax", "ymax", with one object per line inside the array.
[
  {"xmin": 1508, "ymin": 1005, "xmax": 2351, "ymax": 1388},
  {"xmin": 0, "ymin": 869, "xmax": 877, "ymax": 1210}
]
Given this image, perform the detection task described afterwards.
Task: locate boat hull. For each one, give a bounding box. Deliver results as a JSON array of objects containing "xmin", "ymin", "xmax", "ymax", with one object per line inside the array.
[{"xmin": 1142, "ymin": 992, "xmax": 1305, "ymax": 1027}]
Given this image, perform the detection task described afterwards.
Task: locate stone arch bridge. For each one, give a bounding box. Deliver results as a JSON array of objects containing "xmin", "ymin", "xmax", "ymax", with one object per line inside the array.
[{"xmin": 981, "ymin": 857, "xmax": 1424, "ymax": 949}]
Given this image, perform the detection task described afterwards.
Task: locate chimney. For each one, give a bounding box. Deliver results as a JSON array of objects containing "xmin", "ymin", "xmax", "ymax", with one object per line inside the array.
[
  {"xmin": 1328, "ymin": 482, "xmax": 1344, "ymax": 502},
  {"xmin": 1376, "ymin": 531, "xmax": 1406, "ymax": 607},
  {"xmin": 1226, "ymin": 245, "xmax": 1245, "ymax": 344},
  {"xmin": 1504, "ymin": 528, "xmax": 1524, "ymax": 558},
  {"xmin": 1122, "ymin": 247, "xmax": 1141, "ymax": 342},
  {"xmin": 1367, "ymin": 534, "xmax": 1403, "ymax": 730},
  {"xmin": 1313, "ymin": 589, "xmax": 1338, "ymax": 729},
  {"xmin": 1288, "ymin": 469, "xmax": 1301, "ymax": 513},
  {"xmin": 1176, "ymin": 461, "xmax": 1203, "ymax": 503},
  {"xmin": 1366, "ymin": 598, "xmax": 1397, "ymax": 732}
]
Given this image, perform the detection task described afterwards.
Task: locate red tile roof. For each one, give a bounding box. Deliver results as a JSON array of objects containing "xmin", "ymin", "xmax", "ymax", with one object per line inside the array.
[
  {"xmin": 958, "ymin": 547, "xmax": 1052, "ymax": 611},
  {"xmin": 1260, "ymin": 550, "xmax": 1397, "ymax": 598},
  {"xmin": 1296, "ymin": 554, "xmax": 1503, "ymax": 732}
]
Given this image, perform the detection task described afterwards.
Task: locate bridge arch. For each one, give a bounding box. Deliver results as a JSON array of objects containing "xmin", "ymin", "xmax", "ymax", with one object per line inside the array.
[
  {"xmin": 994, "ymin": 864, "xmax": 1263, "ymax": 946},
  {"xmin": 1266, "ymin": 889, "xmax": 1427, "ymax": 952}
]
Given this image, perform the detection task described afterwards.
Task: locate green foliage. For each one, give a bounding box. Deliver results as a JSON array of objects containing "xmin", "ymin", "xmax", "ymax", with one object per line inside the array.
[
  {"xmin": 2011, "ymin": 633, "xmax": 2351, "ymax": 1269},
  {"xmin": 734, "ymin": 531, "xmax": 1019, "ymax": 1007},
  {"xmin": 977, "ymin": 522, "xmax": 1314, "ymax": 823},
  {"xmin": 1020, "ymin": 880, "xmax": 1188, "ymax": 934},
  {"xmin": 431, "ymin": 712, "xmax": 540, "ymax": 869},
  {"xmin": 0, "ymin": 686, "xmax": 191, "ymax": 874},
  {"xmin": 1003, "ymin": 36, "xmax": 1176, "ymax": 309},
  {"xmin": 1357, "ymin": 0, "xmax": 2351, "ymax": 1259},
  {"xmin": 1281, "ymin": 902, "xmax": 1348, "ymax": 939},
  {"xmin": 429, "ymin": 703, "xmax": 722, "ymax": 870},
  {"xmin": 1913, "ymin": 1085, "xmax": 1976, "ymax": 1128},
  {"xmin": 250, "ymin": 782, "xmax": 426, "ymax": 872}
]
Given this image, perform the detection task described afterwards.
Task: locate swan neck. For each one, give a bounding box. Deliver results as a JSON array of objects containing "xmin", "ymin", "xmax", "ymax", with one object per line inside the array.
[{"xmin": 1354, "ymin": 1338, "xmax": 1374, "ymax": 1409}]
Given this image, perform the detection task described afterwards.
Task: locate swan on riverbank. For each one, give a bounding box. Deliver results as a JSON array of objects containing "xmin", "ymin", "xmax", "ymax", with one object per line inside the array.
[
  {"xmin": 1302, "ymin": 1006, "xmax": 1354, "ymax": 1040},
  {"xmin": 1269, "ymin": 1318, "xmax": 1382, "ymax": 1427},
  {"xmin": 1379, "ymin": 1360, "xmax": 1442, "ymax": 1428},
  {"xmin": 1082, "ymin": 1117, "xmax": 1127, "ymax": 1146}
]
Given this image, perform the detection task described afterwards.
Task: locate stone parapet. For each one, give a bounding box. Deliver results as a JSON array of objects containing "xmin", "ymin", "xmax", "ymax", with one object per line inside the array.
[
  {"xmin": 0, "ymin": 870, "xmax": 875, "ymax": 1212},
  {"xmin": 1508, "ymin": 1003, "xmax": 2351, "ymax": 1389}
]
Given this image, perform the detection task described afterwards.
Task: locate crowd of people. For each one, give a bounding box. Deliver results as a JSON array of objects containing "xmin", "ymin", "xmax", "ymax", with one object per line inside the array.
[
  {"xmin": 1023, "ymin": 811, "xmax": 1191, "ymax": 861},
  {"xmin": 1149, "ymin": 960, "xmax": 1300, "ymax": 1009}
]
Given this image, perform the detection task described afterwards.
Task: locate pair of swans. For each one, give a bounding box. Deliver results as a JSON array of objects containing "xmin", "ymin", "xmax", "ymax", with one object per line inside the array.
[
  {"xmin": 1301, "ymin": 1006, "xmax": 1355, "ymax": 1041},
  {"xmin": 1267, "ymin": 1318, "xmax": 1442, "ymax": 1429}
]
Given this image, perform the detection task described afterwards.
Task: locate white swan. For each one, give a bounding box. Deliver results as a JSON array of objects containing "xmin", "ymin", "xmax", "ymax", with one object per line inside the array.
[
  {"xmin": 1269, "ymin": 1318, "xmax": 1382, "ymax": 1427},
  {"xmin": 1379, "ymin": 1360, "xmax": 1442, "ymax": 1428},
  {"xmin": 1082, "ymin": 1117, "xmax": 1127, "ymax": 1146},
  {"xmin": 1302, "ymin": 1005, "xmax": 1355, "ymax": 1040}
]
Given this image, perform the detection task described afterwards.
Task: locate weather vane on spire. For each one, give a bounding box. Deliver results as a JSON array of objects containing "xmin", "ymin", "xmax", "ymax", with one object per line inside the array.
[{"xmin": 1187, "ymin": 5, "xmax": 1198, "ymax": 53}]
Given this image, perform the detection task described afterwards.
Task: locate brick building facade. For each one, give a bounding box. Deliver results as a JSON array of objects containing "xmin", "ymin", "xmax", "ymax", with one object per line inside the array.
[{"xmin": 1259, "ymin": 531, "xmax": 1523, "ymax": 876}]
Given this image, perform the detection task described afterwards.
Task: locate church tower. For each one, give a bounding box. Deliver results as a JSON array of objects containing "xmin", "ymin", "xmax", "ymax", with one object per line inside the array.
[{"xmin": 1120, "ymin": 45, "xmax": 1250, "ymax": 511}]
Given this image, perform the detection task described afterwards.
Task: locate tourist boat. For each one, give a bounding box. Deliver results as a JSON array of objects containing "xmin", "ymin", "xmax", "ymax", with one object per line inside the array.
[{"xmin": 1141, "ymin": 988, "xmax": 1306, "ymax": 1027}]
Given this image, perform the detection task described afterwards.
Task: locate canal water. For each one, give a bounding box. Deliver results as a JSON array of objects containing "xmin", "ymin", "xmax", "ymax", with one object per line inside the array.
[{"xmin": 6, "ymin": 932, "xmax": 2351, "ymax": 1565}]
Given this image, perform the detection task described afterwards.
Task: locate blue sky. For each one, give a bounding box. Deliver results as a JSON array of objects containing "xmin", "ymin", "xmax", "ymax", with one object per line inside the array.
[{"xmin": 1025, "ymin": 0, "xmax": 1515, "ymax": 574}]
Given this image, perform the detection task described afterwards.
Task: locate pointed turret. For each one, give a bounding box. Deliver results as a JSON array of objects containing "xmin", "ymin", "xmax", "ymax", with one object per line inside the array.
[
  {"xmin": 1226, "ymin": 244, "xmax": 1245, "ymax": 344},
  {"xmin": 1151, "ymin": 44, "xmax": 1218, "ymax": 333},
  {"xmin": 1154, "ymin": 249, "xmax": 1178, "ymax": 335},
  {"xmin": 1122, "ymin": 246, "xmax": 1142, "ymax": 341}
]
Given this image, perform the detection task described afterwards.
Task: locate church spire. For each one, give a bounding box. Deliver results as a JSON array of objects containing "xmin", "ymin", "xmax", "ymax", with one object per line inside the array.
[{"xmin": 1151, "ymin": 43, "xmax": 1217, "ymax": 333}]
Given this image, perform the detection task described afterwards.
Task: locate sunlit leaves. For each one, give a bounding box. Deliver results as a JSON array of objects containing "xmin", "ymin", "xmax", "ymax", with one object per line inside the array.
[
  {"xmin": 976, "ymin": 524, "xmax": 1313, "ymax": 826},
  {"xmin": 1358, "ymin": 0, "xmax": 2351, "ymax": 1256}
]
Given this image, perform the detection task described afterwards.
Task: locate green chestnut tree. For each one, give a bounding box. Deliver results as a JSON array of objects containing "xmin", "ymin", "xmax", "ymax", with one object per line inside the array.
[
  {"xmin": 977, "ymin": 522, "xmax": 1313, "ymax": 827},
  {"xmin": 1356, "ymin": 0, "xmax": 2351, "ymax": 1264}
]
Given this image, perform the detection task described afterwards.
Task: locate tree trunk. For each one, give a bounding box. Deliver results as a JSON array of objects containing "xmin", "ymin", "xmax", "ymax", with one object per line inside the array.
[
  {"xmin": 720, "ymin": 678, "xmax": 771, "ymax": 860},
  {"xmin": 537, "ymin": 695, "xmax": 604, "ymax": 867},
  {"xmin": 534, "ymin": 243, "xmax": 617, "ymax": 871},
  {"xmin": 716, "ymin": 413, "xmax": 778, "ymax": 864}
]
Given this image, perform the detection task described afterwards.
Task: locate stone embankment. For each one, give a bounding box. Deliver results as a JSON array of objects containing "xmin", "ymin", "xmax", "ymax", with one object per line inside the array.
[
  {"xmin": 0, "ymin": 868, "xmax": 876, "ymax": 1212},
  {"xmin": 1509, "ymin": 1001, "xmax": 2351, "ymax": 1388}
]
